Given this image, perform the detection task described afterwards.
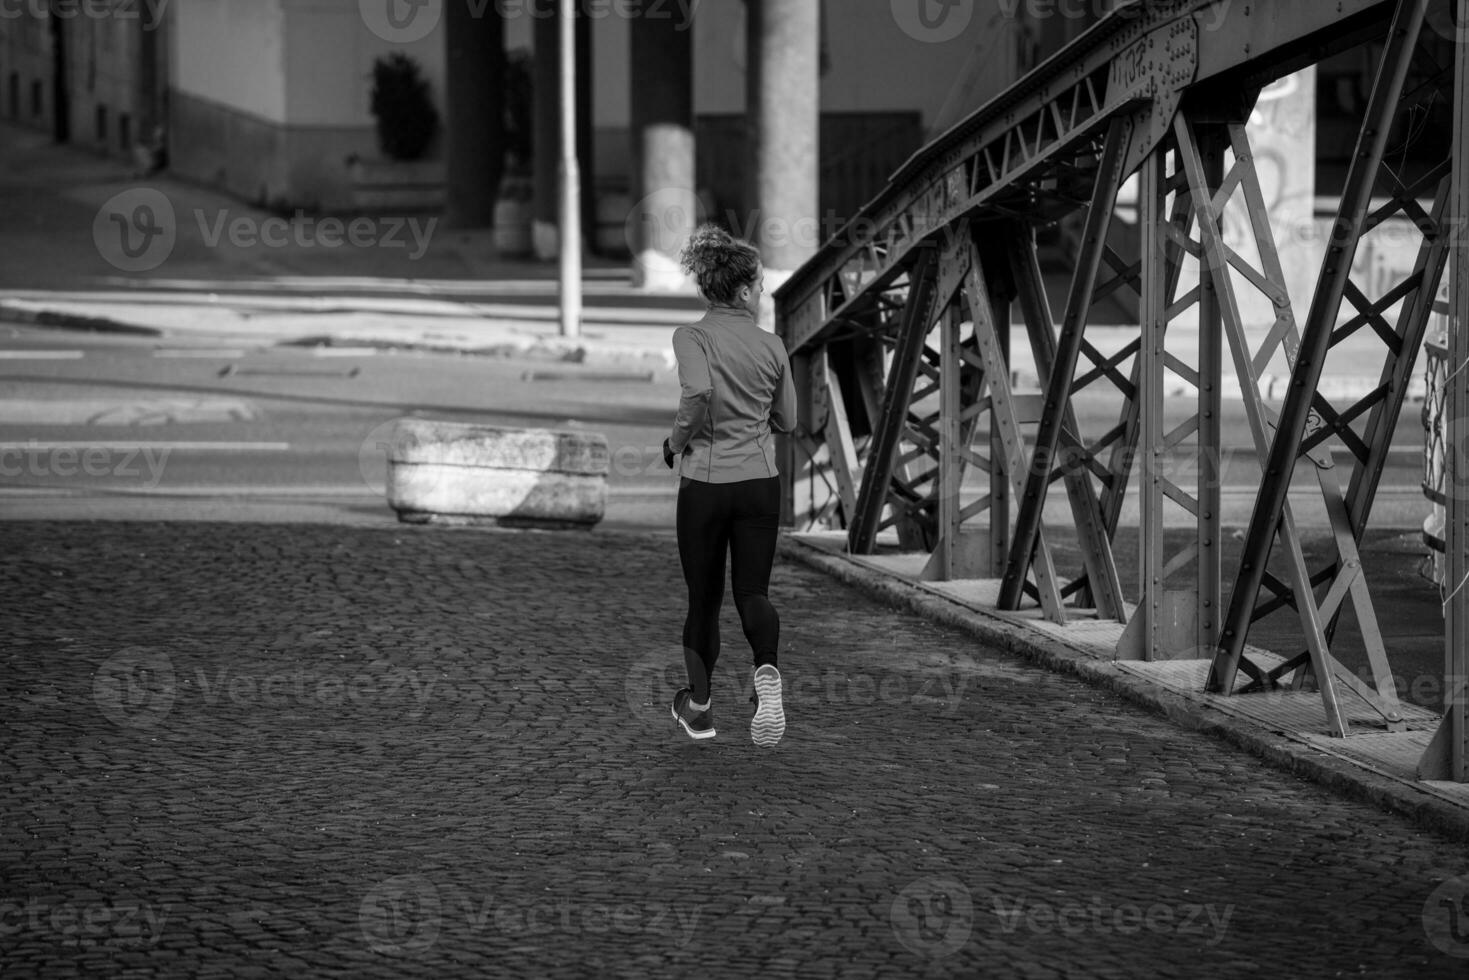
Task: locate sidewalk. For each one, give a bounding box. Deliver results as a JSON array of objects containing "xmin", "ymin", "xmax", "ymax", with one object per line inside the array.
[
  {"xmin": 0, "ymin": 119, "xmax": 702, "ymax": 369},
  {"xmin": 2, "ymin": 521, "xmax": 1466, "ymax": 977},
  {"xmin": 0, "ymin": 120, "xmax": 1427, "ymax": 395}
]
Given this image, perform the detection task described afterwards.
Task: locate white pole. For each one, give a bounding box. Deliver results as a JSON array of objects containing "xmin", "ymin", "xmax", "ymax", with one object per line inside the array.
[{"xmin": 558, "ymin": 0, "xmax": 582, "ymax": 338}]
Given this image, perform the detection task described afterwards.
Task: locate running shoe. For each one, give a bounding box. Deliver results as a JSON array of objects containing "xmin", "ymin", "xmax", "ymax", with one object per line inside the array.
[
  {"xmin": 751, "ymin": 665, "xmax": 785, "ymax": 747},
  {"xmin": 672, "ymin": 688, "xmax": 716, "ymax": 740}
]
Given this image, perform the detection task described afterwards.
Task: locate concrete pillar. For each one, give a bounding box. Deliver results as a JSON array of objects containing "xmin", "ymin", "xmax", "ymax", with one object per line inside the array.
[
  {"xmin": 533, "ymin": 1, "xmax": 595, "ymax": 260},
  {"xmin": 750, "ymin": 0, "xmax": 820, "ymax": 323},
  {"xmin": 445, "ymin": 0, "xmax": 506, "ymax": 229},
  {"xmin": 629, "ymin": 0, "xmax": 695, "ymax": 291},
  {"xmin": 532, "ymin": 1, "xmax": 558, "ymax": 258}
]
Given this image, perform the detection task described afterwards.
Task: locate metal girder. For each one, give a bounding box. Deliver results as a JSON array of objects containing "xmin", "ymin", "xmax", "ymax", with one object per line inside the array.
[
  {"xmin": 1117, "ymin": 136, "xmax": 1222, "ymax": 662},
  {"xmin": 998, "ymin": 116, "xmax": 1132, "ymax": 613},
  {"xmin": 1006, "ymin": 232, "xmax": 1128, "ymax": 621},
  {"xmin": 920, "ymin": 303, "xmax": 995, "ymax": 583},
  {"xmin": 775, "ymin": 0, "xmax": 1406, "ymax": 361},
  {"xmin": 1420, "ymin": 0, "xmax": 1469, "ymax": 782},
  {"xmin": 1212, "ymin": 0, "xmax": 1429, "ymax": 711},
  {"xmin": 1171, "ymin": 110, "xmax": 1406, "ymax": 736},
  {"xmin": 847, "ymin": 236, "xmax": 970, "ymax": 554},
  {"xmin": 963, "ymin": 255, "xmax": 1068, "ymax": 621}
]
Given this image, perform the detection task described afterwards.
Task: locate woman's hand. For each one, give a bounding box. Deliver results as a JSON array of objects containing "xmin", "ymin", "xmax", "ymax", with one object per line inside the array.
[{"xmin": 663, "ymin": 438, "xmax": 677, "ymax": 469}]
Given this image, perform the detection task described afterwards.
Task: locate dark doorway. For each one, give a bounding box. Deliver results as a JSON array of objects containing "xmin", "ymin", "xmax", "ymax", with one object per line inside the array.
[{"xmin": 49, "ymin": 9, "xmax": 69, "ymax": 142}]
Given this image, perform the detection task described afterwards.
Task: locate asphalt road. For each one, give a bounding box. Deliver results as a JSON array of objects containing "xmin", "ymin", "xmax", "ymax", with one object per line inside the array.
[{"xmin": 0, "ymin": 324, "xmax": 1432, "ymax": 530}]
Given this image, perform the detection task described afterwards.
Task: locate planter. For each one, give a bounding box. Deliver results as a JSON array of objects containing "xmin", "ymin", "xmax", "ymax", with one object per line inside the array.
[{"xmin": 386, "ymin": 419, "xmax": 609, "ymax": 529}]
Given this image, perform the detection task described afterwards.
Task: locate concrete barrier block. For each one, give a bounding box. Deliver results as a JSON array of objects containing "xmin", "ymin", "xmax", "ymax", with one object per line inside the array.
[{"xmin": 386, "ymin": 419, "xmax": 609, "ymax": 528}]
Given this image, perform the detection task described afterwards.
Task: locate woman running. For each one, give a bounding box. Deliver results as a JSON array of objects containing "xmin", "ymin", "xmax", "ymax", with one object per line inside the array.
[{"xmin": 664, "ymin": 224, "xmax": 797, "ymax": 747}]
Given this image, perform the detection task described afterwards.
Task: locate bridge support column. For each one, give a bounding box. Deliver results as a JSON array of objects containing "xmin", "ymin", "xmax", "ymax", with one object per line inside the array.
[
  {"xmin": 628, "ymin": 0, "xmax": 695, "ymax": 290},
  {"xmin": 748, "ymin": 0, "xmax": 820, "ymax": 321},
  {"xmin": 1420, "ymin": 0, "xmax": 1469, "ymax": 782}
]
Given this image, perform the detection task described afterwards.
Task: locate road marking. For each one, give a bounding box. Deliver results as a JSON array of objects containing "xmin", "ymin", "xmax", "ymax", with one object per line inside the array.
[
  {"xmin": 0, "ymin": 351, "xmax": 84, "ymax": 360},
  {"xmin": 153, "ymin": 349, "xmax": 248, "ymax": 358},
  {"xmin": 309, "ymin": 348, "xmax": 378, "ymax": 358},
  {"xmin": 0, "ymin": 398, "xmax": 258, "ymax": 425},
  {"xmin": 0, "ymin": 441, "xmax": 291, "ymax": 452}
]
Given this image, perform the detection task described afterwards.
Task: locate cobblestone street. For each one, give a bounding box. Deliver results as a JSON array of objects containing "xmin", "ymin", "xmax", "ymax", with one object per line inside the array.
[{"xmin": 2, "ymin": 522, "xmax": 1467, "ymax": 978}]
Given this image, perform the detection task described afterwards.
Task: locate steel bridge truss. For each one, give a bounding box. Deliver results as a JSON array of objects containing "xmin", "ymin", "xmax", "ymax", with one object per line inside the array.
[{"xmin": 776, "ymin": 0, "xmax": 1467, "ymax": 777}]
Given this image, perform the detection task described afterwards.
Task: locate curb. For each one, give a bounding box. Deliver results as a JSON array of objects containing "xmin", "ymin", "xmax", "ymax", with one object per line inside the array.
[
  {"xmin": 0, "ymin": 302, "xmax": 163, "ymax": 337},
  {"xmin": 1, "ymin": 302, "xmax": 675, "ymax": 369},
  {"xmin": 777, "ymin": 536, "xmax": 1469, "ymax": 844}
]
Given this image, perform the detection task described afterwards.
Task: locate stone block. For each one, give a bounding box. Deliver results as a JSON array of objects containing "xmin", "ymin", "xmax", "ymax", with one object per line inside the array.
[{"xmin": 386, "ymin": 419, "xmax": 609, "ymax": 528}]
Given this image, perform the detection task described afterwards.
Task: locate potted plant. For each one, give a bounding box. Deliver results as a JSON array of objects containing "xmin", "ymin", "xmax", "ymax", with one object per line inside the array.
[{"xmin": 369, "ymin": 53, "xmax": 439, "ymax": 161}]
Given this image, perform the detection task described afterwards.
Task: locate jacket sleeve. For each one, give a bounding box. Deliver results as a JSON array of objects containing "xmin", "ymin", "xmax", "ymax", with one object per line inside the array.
[
  {"xmin": 769, "ymin": 344, "xmax": 798, "ymax": 435},
  {"xmin": 669, "ymin": 326, "xmax": 713, "ymax": 453}
]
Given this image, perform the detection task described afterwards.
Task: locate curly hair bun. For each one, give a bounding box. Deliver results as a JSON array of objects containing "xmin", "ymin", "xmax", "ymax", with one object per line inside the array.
[
  {"xmin": 679, "ymin": 224, "xmax": 737, "ymax": 278},
  {"xmin": 679, "ymin": 224, "xmax": 760, "ymax": 305}
]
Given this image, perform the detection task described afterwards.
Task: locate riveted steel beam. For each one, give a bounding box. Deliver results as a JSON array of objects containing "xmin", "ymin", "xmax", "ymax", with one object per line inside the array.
[{"xmin": 1214, "ymin": 0, "xmax": 1429, "ymax": 701}]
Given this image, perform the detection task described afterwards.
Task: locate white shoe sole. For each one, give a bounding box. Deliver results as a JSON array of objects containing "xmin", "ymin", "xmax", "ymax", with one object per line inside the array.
[{"xmin": 751, "ymin": 669, "xmax": 785, "ymax": 747}]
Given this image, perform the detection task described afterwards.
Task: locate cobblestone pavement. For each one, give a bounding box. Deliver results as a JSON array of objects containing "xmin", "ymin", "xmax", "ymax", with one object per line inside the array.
[{"xmin": 2, "ymin": 522, "xmax": 1467, "ymax": 979}]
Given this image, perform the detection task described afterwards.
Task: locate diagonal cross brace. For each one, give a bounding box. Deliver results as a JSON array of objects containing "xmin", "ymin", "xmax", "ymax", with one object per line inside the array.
[{"xmin": 999, "ymin": 116, "xmax": 1133, "ymax": 611}]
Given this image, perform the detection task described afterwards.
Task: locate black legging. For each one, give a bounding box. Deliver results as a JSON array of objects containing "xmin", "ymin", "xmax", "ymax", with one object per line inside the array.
[{"xmin": 676, "ymin": 476, "xmax": 781, "ymax": 704}]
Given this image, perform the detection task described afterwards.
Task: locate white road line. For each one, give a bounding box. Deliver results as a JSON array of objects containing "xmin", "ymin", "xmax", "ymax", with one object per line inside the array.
[
  {"xmin": 309, "ymin": 348, "xmax": 378, "ymax": 358},
  {"xmin": 0, "ymin": 351, "xmax": 85, "ymax": 360},
  {"xmin": 0, "ymin": 441, "xmax": 291, "ymax": 452},
  {"xmin": 153, "ymin": 349, "xmax": 248, "ymax": 358},
  {"xmin": 0, "ymin": 485, "xmax": 376, "ymax": 498}
]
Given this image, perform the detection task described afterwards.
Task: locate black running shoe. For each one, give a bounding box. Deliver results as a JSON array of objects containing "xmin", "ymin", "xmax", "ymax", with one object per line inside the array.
[{"xmin": 672, "ymin": 688, "xmax": 716, "ymax": 740}]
